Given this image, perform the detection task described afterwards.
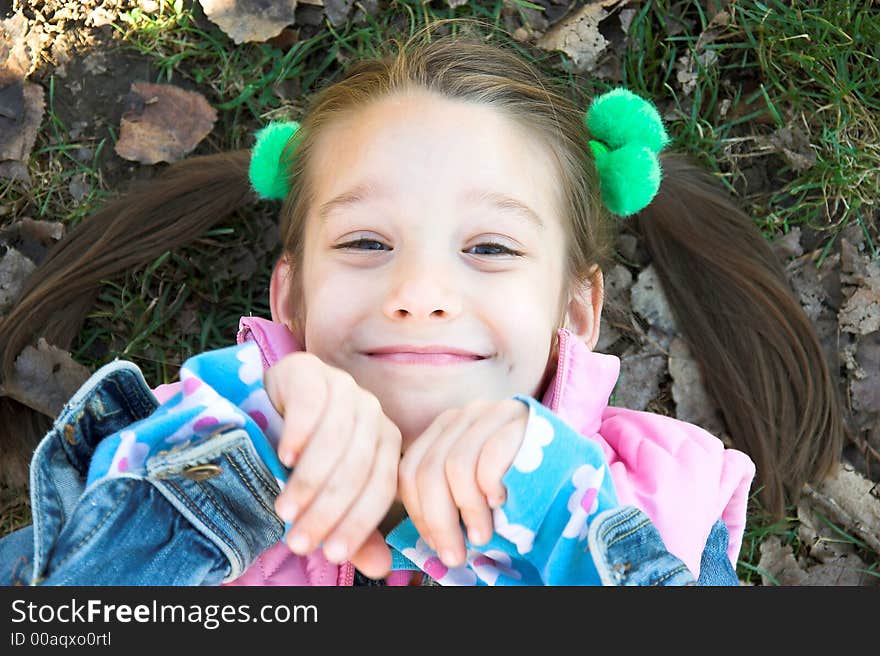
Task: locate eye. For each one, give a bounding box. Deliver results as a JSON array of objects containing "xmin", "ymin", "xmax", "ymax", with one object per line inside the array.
[
  {"xmin": 335, "ymin": 238, "xmax": 390, "ymax": 251},
  {"xmin": 466, "ymin": 242, "xmax": 524, "ymax": 257}
]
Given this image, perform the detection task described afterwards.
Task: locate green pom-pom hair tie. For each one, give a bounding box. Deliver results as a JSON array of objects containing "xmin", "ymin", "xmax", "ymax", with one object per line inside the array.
[
  {"xmin": 585, "ymin": 88, "xmax": 671, "ymax": 217},
  {"xmin": 249, "ymin": 121, "xmax": 300, "ymax": 200}
]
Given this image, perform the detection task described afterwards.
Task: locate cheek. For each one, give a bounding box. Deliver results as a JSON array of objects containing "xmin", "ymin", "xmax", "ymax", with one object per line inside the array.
[
  {"xmin": 301, "ymin": 264, "xmax": 371, "ymax": 358},
  {"xmin": 485, "ymin": 280, "xmax": 558, "ymax": 365}
]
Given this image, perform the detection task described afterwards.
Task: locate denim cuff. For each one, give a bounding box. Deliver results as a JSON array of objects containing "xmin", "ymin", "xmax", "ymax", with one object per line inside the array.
[{"xmin": 589, "ymin": 506, "xmax": 696, "ymax": 586}]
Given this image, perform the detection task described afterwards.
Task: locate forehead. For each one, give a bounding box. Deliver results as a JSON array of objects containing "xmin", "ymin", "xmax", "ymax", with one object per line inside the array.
[{"xmin": 307, "ymin": 89, "xmax": 564, "ymax": 221}]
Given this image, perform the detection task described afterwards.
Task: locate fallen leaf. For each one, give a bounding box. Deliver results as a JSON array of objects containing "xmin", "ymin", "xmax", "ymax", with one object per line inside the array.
[
  {"xmin": 765, "ymin": 126, "xmax": 817, "ymax": 173},
  {"xmin": 757, "ymin": 536, "xmax": 808, "ymax": 585},
  {"xmin": 675, "ymin": 49, "xmax": 719, "ymax": 97},
  {"xmin": 805, "ymin": 461, "xmax": 880, "ymax": 556},
  {"xmin": 0, "ymin": 247, "xmax": 36, "ymax": 315},
  {"xmin": 536, "ymin": 0, "xmax": 628, "ymax": 73},
  {"xmin": 798, "ymin": 501, "xmax": 855, "ymax": 563},
  {"xmin": 0, "ymin": 217, "xmax": 64, "ymax": 265},
  {"xmin": 668, "ymin": 336, "xmax": 727, "ymax": 440},
  {"xmin": 115, "ymin": 83, "xmax": 217, "ymax": 165},
  {"xmin": 838, "ymin": 235, "xmax": 880, "ymax": 335},
  {"xmin": 0, "ymin": 12, "xmax": 47, "ymax": 83},
  {"xmin": 199, "ymin": 0, "xmax": 299, "ymax": 44},
  {"xmin": 799, "ymin": 554, "xmax": 879, "ymax": 586},
  {"xmin": 0, "ymin": 338, "xmax": 91, "ymax": 419},
  {"xmin": 613, "ymin": 347, "xmax": 666, "ymax": 411},
  {"xmin": 324, "ymin": 0, "xmax": 354, "ymax": 26},
  {"xmin": 850, "ymin": 331, "xmax": 880, "ymax": 421},
  {"xmin": 0, "ymin": 81, "xmax": 44, "ymax": 184},
  {"xmin": 630, "ymin": 264, "xmax": 678, "ymax": 334},
  {"xmin": 771, "ymin": 225, "xmax": 803, "ymax": 261},
  {"xmin": 207, "ymin": 247, "xmax": 258, "ymax": 281}
]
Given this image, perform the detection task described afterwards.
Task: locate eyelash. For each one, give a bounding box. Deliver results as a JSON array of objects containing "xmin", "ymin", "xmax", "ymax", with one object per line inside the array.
[{"xmin": 335, "ymin": 238, "xmax": 523, "ymax": 257}]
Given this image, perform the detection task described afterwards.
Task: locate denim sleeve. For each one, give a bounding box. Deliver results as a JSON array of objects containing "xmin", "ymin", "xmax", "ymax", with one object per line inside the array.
[
  {"xmin": 0, "ymin": 350, "xmax": 287, "ymax": 585},
  {"xmin": 386, "ymin": 395, "xmax": 621, "ymax": 585}
]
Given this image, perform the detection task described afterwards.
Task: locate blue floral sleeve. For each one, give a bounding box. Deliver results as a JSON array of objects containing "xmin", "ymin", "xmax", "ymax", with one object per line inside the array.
[
  {"xmin": 385, "ymin": 395, "xmax": 620, "ymax": 585},
  {"xmin": 86, "ymin": 343, "xmax": 289, "ymax": 490}
]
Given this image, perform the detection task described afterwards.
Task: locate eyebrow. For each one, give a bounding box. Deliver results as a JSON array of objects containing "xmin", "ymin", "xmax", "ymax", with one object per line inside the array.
[{"xmin": 317, "ymin": 181, "xmax": 544, "ymax": 229}]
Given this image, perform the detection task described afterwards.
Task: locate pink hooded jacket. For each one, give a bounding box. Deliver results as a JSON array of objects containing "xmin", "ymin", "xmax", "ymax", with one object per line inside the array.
[{"xmin": 153, "ymin": 315, "xmax": 756, "ymax": 585}]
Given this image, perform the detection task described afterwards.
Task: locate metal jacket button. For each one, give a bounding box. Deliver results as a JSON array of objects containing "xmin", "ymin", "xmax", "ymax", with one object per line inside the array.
[{"xmin": 182, "ymin": 464, "xmax": 222, "ymax": 481}]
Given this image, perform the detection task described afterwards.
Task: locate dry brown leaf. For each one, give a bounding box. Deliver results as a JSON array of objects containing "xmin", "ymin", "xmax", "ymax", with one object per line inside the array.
[
  {"xmin": 675, "ymin": 50, "xmax": 719, "ymax": 98},
  {"xmin": 631, "ymin": 264, "xmax": 677, "ymax": 334},
  {"xmin": 199, "ymin": 0, "xmax": 299, "ymax": 44},
  {"xmin": 614, "ymin": 348, "xmax": 666, "ymax": 411},
  {"xmin": 766, "ymin": 126, "xmax": 817, "ymax": 173},
  {"xmin": 804, "ymin": 462, "xmax": 880, "ymax": 556},
  {"xmin": 324, "ymin": 0, "xmax": 354, "ymax": 26},
  {"xmin": 0, "ymin": 12, "xmax": 48, "ymax": 83},
  {"xmin": 839, "ymin": 254, "xmax": 880, "ymax": 335},
  {"xmin": 0, "ymin": 81, "xmax": 44, "ymax": 184},
  {"xmin": 0, "ymin": 217, "xmax": 65, "ymax": 265},
  {"xmin": 536, "ymin": 0, "xmax": 629, "ymax": 73},
  {"xmin": 771, "ymin": 226, "xmax": 803, "ymax": 261},
  {"xmin": 801, "ymin": 554, "xmax": 879, "ymax": 585},
  {"xmin": 757, "ymin": 536, "xmax": 808, "ymax": 585},
  {"xmin": 114, "ymin": 83, "xmax": 217, "ymax": 165},
  {"xmin": 668, "ymin": 336, "xmax": 727, "ymax": 439},
  {"xmin": 0, "ymin": 338, "xmax": 91, "ymax": 419},
  {"xmin": 798, "ymin": 501, "xmax": 855, "ymax": 563},
  {"xmin": 759, "ymin": 532, "xmax": 878, "ymax": 586},
  {"xmin": 0, "ymin": 247, "xmax": 36, "ymax": 315},
  {"xmin": 850, "ymin": 331, "xmax": 880, "ymax": 421}
]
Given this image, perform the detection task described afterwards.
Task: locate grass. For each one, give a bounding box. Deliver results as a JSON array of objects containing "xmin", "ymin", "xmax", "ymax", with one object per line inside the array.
[
  {"xmin": 619, "ymin": 0, "xmax": 879, "ymax": 265},
  {"xmin": 2, "ymin": 0, "xmax": 878, "ymax": 580}
]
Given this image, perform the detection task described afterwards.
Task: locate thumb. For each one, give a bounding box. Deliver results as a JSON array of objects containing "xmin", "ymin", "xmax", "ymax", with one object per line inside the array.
[{"xmin": 348, "ymin": 530, "xmax": 392, "ymax": 580}]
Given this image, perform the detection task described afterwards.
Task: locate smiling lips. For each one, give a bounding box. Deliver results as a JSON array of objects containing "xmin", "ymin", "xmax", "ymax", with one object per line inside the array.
[{"xmin": 365, "ymin": 345, "xmax": 487, "ymax": 365}]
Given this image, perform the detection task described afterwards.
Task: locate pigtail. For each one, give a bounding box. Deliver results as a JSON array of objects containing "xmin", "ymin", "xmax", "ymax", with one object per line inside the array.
[
  {"xmin": 634, "ymin": 151, "xmax": 849, "ymax": 517},
  {"xmin": 0, "ymin": 150, "xmax": 254, "ymax": 487}
]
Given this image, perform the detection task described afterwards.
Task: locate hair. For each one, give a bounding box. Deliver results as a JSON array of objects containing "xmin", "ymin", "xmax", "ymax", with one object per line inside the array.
[{"xmin": 0, "ymin": 19, "xmax": 848, "ymax": 516}]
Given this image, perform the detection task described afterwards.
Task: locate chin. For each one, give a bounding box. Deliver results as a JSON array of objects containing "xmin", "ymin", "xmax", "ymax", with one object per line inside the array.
[{"xmin": 376, "ymin": 390, "xmax": 462, "ymax": 444}]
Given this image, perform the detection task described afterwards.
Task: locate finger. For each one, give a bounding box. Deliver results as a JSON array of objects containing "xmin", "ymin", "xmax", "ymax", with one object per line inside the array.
[
  {"xmin": 274, "ymin": 369, "xmax": 356, "ymax": 528},
  {"xmin": 265, "ymin": 353, "xmax": 330, "ymax": 467},
  {"xmin": 321, "ymin": 416, "xmax": 400, "ymax": 563},
  {"xmin": 415, "ymin": 406, "xmax": 489, "ymax": 567},
  {"xmin": 476, "ymin": 413, "xmax": 529, "ymax": 509},
  {"xmin": 446, "ymin": 401, "xmax": 525, "ymax": 546},
  {"xmin": 348, "ymin": 530, "xmax": 392, "ymax": 580},
  {"xmin": 283, "ymin": 392, "xmax": 380, "ymax": 557},
  {"xmin": 398, "ymin": 409, "xmax": 458, "ymax": 551}
]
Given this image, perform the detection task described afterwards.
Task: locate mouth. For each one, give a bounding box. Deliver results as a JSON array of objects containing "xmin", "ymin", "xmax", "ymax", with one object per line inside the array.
[{"xmin": 363, "ymin": 346, "xmax": 489, "ymax": 366}]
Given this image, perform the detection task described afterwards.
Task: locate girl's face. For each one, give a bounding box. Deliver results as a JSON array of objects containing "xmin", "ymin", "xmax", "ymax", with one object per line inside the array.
[{"xmin": 272, "ymin": 89, "xmax": 602, "ymax": 446}]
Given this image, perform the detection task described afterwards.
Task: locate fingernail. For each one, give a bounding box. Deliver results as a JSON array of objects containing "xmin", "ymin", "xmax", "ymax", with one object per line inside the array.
[
  {"xmin": 488, "ymin": 495, "xmax": 505, "ymax": 509},
  {"xmin": 468, "ymin": 527, "xmax": 488, "ymax": 545},
  {"xmin": 323, "ymin": 540, "xmax": 347, "ymax": 563},
  {"xmin": 440, "ymin": 549, "xmax": 460, "ymax": 567},
  {"xmin": 276, "ymin": 498, "xmax": 298, "ymax": 523},
  {"xmin": 278, "ymin": 449, "xmax": 295, "ymax": 468},
  {"xmin": 288, "ymin": 532, "xmax": 310, "ymax": 554}
]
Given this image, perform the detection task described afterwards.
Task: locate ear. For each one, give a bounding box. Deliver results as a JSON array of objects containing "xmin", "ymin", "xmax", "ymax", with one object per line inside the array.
[
  {"xmin": 563, "ymin": 265, "xmax": 604, "ymax": 351},
  {"xmin": 269, "ymin": 254, "xmax": 301, "ymax": 338}
]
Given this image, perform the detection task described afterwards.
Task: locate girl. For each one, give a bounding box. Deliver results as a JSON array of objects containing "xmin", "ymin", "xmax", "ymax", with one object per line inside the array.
[{"xmin": 0, "ymin": 19, "xmax": 848, "ymax": 585}]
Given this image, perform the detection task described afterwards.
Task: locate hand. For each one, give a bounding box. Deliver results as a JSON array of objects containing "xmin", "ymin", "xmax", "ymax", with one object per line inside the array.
[
  {"xmin": 398, "ymin": 399, "xmax": 528, "ymax": 568},
  {"xmin": 264, "ymin": 351, "xmax": 402, "ymax": 579}
]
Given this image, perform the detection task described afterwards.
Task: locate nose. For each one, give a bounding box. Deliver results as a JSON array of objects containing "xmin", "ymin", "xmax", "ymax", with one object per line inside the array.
[{"xmin": 381, "ymin": 250, "xmax": 463, "ymax": 321}]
